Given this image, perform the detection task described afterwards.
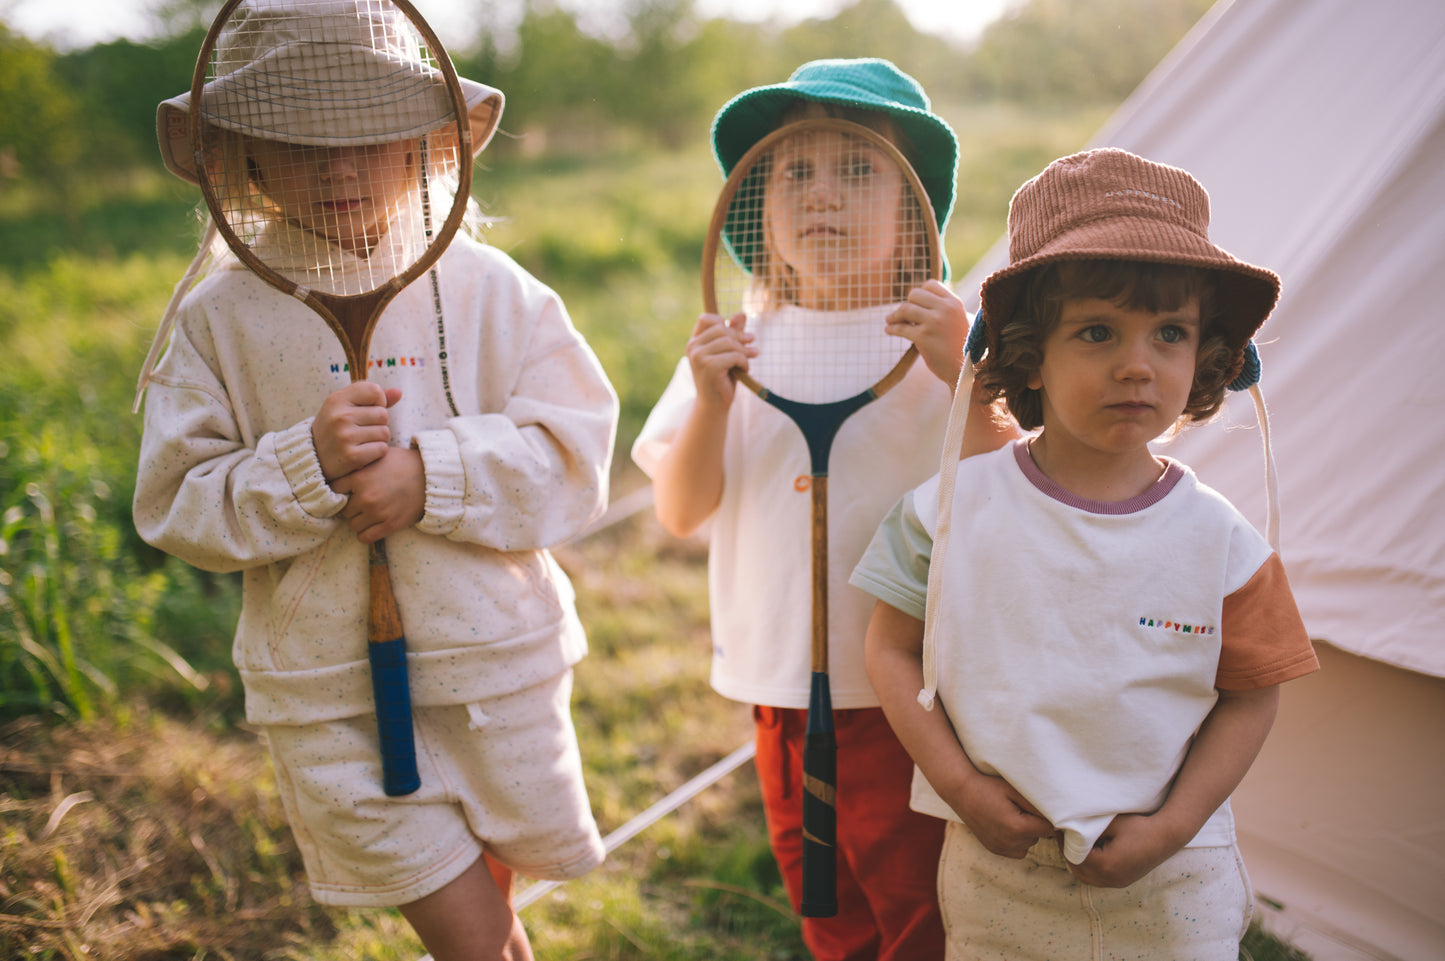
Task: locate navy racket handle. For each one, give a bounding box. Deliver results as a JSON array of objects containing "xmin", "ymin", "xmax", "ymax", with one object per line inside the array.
[
  {"xmin": 368, "ymin": 542, "xmax": 420, "ymax": 797},
  {"xmin": 800, "ymin": 670, "xmax": 838, "ymax": 917}
]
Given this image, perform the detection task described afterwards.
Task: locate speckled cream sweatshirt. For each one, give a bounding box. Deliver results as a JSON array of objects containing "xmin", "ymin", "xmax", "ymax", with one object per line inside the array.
[{"xmin": 134, "ymin": 230, "xmax": 618, "ymax": 726}]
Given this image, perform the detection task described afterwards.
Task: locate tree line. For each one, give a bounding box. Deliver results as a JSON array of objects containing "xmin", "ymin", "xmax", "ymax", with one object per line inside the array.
[{"xmin": 1, "ymin": 0, "xmax": 1210, "ymax": 192}]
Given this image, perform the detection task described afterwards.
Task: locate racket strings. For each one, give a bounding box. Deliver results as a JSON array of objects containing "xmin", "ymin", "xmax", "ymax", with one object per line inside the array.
[
  {"xmin": 199, "ymin": 0, "xmax": 464, "ymax": 296},
  {"xmin": 714, "ymin": 122, "xmax": 934, "ymax": 404}
]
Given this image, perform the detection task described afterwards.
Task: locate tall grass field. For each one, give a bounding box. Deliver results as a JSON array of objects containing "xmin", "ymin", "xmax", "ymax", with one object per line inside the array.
[{"xmin": 0, "ymin": 99, "xmax": 1307, "ymax": 959}]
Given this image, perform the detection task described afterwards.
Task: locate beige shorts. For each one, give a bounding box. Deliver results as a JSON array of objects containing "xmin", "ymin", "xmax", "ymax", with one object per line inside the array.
[
  {"xmin": 938, "ymin": 820, "xmax": 1253, "ymax": 961},
  {"xmin": 264, "ymin": 669, "xmax": 604, "ymax": 907}
]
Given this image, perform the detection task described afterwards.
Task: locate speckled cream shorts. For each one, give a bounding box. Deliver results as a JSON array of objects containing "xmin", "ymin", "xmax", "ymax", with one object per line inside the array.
[
  {"xmin": 938, "ymin": 820, "xmax": 1253, "ymax": 961},
  {"xmin": 263, "ymin": 669, "xmax": 604, "ymax": 908}
]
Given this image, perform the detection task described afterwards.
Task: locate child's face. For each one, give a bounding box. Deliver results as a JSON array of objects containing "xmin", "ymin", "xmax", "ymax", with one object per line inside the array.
[
  {"xmin": 763, "ymin": 128, "xmax": 905, "ymax": 310},
  {"xmin": 246, "ymin": 139, "xmax": 415, "ymax": 253},
  {"xmin": 1028, "ymin": 295, "xmax": 1201, "ymax": 459}
]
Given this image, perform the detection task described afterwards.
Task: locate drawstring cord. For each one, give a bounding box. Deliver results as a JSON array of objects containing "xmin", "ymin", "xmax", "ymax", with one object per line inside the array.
[
  {"xmin": 134, "ymin": 215, "xmax": 221, "ymax": 413},
  {"xmin": 419, "ymin": 136, "xmax": 460, "ymax": 418},
  {"xmin": 1249, "ymin": 382, "xmax": 1280, "ymax": 550},
  {"xmin": 918, "ymin": 362, "xmax": 974, "ymax": 712}
]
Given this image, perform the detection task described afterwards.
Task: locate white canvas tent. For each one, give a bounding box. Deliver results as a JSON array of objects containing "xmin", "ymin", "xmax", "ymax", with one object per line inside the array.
[{"xmin": 953, "ymin": 1, "xmax": 1445, "ymax": 957}]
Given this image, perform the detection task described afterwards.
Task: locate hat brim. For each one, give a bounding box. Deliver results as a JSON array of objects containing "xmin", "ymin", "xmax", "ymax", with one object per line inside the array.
[
  {"xmin": 157, "ymin": 74, "xmax": 503, "ymax": 184},
  {"xmin": 977, "ymin": 215, "xmax": 1280, "ymax": 357}
]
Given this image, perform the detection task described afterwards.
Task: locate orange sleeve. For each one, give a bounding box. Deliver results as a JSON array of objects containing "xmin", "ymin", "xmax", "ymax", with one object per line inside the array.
[{"xmin": 1216, "ymin": 553, "xmax": 1320, "ymax": 689}]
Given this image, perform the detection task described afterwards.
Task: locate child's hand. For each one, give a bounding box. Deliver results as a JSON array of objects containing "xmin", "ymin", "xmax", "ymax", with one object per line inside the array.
[
  {"xmin": 312, "ymin": 382, "xmax": 402, "ymax": 482},
  {"xmin": 331, "ymin": 445, "xmax": 426, "ymax": 544},
  {"xmin": 1067, "ymin": 813, "xmax": 1178, "ymax": 888},
  {"xmin": 686, "ymin": 312, "xmax": 756, "ymax": 410},
  {"xmin": 885, "ymin": 279, "xmax": 966, "ymax": 390},
  {"xmin": 946, "ymin": 772, "xmax": 1055, "ymax": 860}
]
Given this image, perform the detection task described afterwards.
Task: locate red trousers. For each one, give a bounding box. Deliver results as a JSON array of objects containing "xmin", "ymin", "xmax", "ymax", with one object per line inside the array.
[{"xmin": 754, "ymin": 705, "xmax": 945, "ymax": 961}]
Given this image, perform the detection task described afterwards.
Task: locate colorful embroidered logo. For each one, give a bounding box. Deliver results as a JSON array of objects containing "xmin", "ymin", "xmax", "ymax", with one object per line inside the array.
[
  {"xmin": 1139, "ymin": 617, "xmax": 1215, "ymax": 635},
  {"xmin": 330, "ymin": 356, "xmax": 428, "ymax": 375}
]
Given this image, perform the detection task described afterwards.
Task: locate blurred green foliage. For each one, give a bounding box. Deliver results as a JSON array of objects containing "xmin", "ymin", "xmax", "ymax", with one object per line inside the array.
[
  {"xmin": 0, "ymin": 0, "xmax": 1212, "ymax": 216},
  {"xmin": 0, "ymin": 254, "xmax": 242, "ymax": 723}
]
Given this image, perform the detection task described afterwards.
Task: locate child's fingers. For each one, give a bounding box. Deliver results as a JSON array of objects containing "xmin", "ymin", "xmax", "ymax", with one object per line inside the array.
[
  {"xmin": 884, "ymin": 283, "xmax": 967, "ymax": 389},
  {"xmin": 886, "ymin": 281, "xmax": 961, "ymax": 332},
  {"xmin": 332, "ymin": 448, "xmax": 425, "ymax": 542},
  {"xmin": 1007, "ymin": 788, "xmax": 1047, "ymax": 820},
  {"xmin": 690, "ymin": 312, "xmax": 754, "ymax": 347},
  {"xmin": 313, "ymin": 382, "xmax": 399, "ymax": 481},
  {"xmin": 688, "ymin": 314, "xmax": 756, "ymax": 370},
  {"xmin": 335, "ymin": 380, "xmax": 392, "ymax": 409}
]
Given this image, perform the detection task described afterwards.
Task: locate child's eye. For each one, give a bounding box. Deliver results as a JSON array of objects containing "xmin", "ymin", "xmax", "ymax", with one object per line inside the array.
[
  {"xmin": 844, "ymin": 156, "xmax": 875, "ymax": 179},
  {"xmin": 781, "ymin": 160, "xmax": 813, "ymax": 183},
  {"xmin": 1159, "ymin": 324, "xmax": 1190, "ymax": 344},
  {"xmin": 1080, "ymin": 325, "xmax": 1111, "ymax": 343}
]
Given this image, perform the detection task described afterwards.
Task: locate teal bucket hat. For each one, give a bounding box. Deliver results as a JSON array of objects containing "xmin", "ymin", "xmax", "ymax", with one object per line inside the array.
[{"xmin": 711, "ymin": 58, "xmax": 958, "ymax": 278}]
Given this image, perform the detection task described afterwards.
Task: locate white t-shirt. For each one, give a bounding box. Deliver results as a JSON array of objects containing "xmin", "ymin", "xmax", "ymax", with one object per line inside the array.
[
  {"xmin": 632, "ymin": 305, "xmax": 952, "ymax": 709},
  {"xmin": 851, "ymin": 439, "xmax": 1316, "ymax": 861}
]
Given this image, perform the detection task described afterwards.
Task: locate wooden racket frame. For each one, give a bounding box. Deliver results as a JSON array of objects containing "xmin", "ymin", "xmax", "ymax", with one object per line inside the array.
[
  {"xmin": 700, "ymin": 117, "xmax": 942, "ymax": 916},
  {"xmin": 188, "ymin": 0, "xmax": 475, "ymax": 797}
]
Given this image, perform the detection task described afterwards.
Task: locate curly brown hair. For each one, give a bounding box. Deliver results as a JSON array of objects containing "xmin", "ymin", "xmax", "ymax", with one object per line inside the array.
[{"xmin": 976, "ymin": 260, "xmax": 1237, "ymax": 431}]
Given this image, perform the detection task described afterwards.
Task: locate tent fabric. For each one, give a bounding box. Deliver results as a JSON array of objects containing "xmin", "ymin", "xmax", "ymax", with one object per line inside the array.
[
  {"xmin": 954, "ymin": 0, "xmax": 1445, "ymax": 679},
  {"xmin": 950, "ymin": 1, "xmax": 1445, "ymax": 958},
  {"xmin": 1233, "ymin": 643, "xmax": 1445, "ymax": 961}
]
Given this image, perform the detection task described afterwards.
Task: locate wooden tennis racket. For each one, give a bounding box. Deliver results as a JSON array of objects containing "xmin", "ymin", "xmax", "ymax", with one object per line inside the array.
[
  {"xmin": 701, "ymin": 117, "xmax": 942, "ymax": 916},
  {"xmin": 188, "ymin": 0, "xmax": 478, "ymax": 796}
]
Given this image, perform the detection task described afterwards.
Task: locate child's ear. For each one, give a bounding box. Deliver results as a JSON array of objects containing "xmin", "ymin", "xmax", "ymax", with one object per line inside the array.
[{"xmin": 1027, "ymin": 370, "xmax": 1043, "ymax": 391}]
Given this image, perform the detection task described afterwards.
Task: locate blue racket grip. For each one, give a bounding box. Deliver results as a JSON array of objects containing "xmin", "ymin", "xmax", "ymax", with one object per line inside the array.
[{"xmin": 369, "ymin": 636, "xmax": 420, "ymax": 796}]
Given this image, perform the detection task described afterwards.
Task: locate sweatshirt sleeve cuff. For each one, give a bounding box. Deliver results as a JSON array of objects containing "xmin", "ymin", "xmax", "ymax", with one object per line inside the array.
[
  {"xmin": 274, "ymin": 418, "xmax": 347, "ymax": 518},
  {"xmin": 412, "ymin": 428, "xmax": 467, "ymax": 536}
]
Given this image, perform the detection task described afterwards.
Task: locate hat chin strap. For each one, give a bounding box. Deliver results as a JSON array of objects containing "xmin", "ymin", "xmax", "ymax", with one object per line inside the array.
[
  {"xmin": 135, "ymin": 215, "xmax": 221, "ymax": 413},
  {"xmin": 1248, "ymin": 382, "xmax": 1281, "ymax": 551},
  {"xmin": 918, "ymin": 358, "xmax": 974, "ymax": 712}
]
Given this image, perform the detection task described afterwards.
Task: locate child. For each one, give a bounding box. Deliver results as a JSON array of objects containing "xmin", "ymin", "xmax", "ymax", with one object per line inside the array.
[
  {"xmin": 133, "ymin": 3, "xmax": 617, "ymax": 959},
  {"xmin": 632, "ymin": 58, "xmax": 1011, "ymax": 960},
  {"xmin": 853, "ymin": 148, "xmax": 1320, "ymax": 960}
]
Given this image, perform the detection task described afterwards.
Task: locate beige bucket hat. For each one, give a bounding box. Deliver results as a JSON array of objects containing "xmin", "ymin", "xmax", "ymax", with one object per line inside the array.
[{"xmin": 156, "ymin": 0, "xmax": 504, "ymax": 184}]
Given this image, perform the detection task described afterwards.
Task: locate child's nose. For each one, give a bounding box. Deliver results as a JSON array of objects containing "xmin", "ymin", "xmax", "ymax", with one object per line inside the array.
[
  {"xmin": 805, "ymin": 171, "xmax": 841, "ymax": 208},
  {"xmin": 319, "ymin": 149, "xmax": 361, "ymax": 180},
  {"xmin": 1116, "ymin": 339, "xmax": 1155, "ymax": 380}
]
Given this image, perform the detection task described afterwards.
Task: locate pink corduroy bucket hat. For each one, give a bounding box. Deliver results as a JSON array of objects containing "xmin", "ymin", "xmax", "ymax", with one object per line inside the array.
[{"xmin": 968, "ymin": 148, "xmax": 1280, "ymax": 389}]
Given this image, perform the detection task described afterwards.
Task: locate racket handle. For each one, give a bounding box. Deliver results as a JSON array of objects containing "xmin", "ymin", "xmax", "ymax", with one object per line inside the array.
[
  {"xmin": 800, "ymin": 671, "xmax": 838, "ymax": 918},
  {"xmin": 368, "ymin": 543, "xmax": 420, "ymax": 797}
]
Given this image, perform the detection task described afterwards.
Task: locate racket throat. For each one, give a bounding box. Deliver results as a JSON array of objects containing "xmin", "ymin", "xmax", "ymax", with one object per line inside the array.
[{"xmin": 318, "ymin": 287, "xmax": 405, "ymax": 379}]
